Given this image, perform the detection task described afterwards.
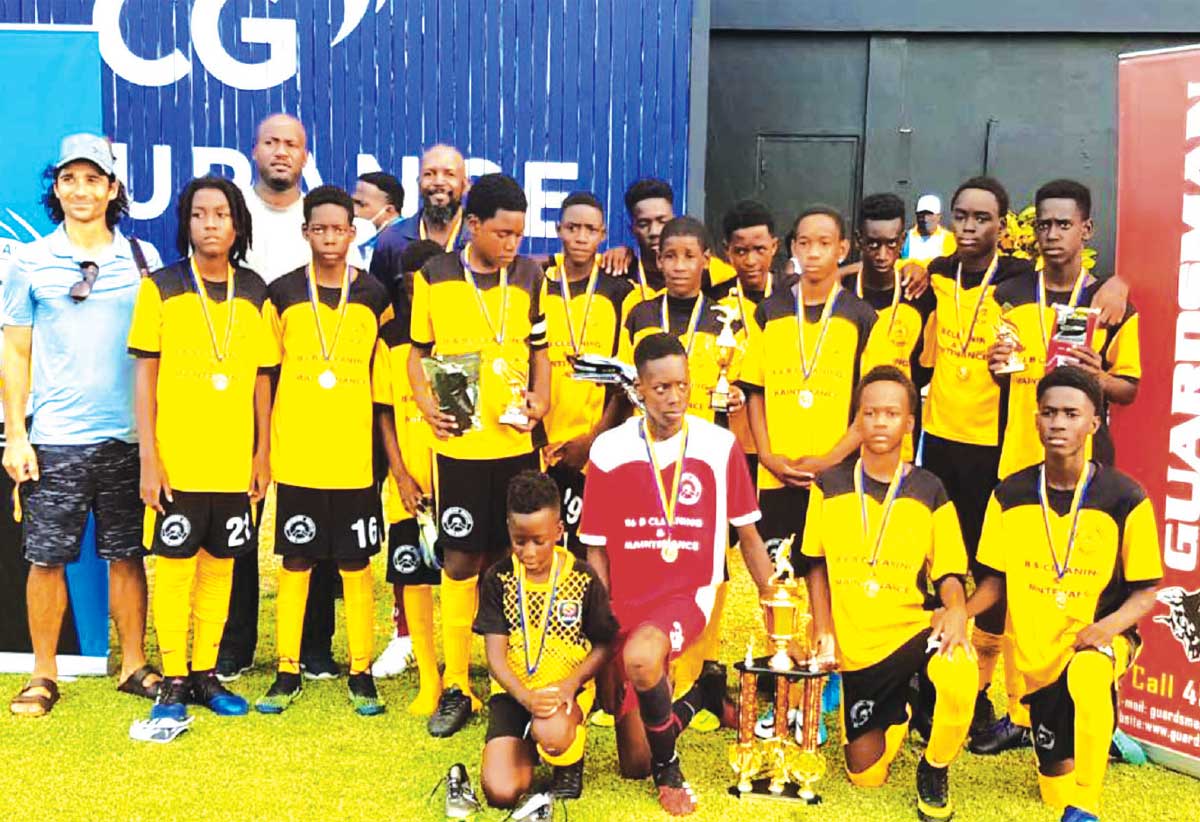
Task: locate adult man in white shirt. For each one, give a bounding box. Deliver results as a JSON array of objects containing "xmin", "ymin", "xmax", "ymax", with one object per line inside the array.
[{"xmin": 901, "ymin": 194, "xmax": 956, "ymax": 265}]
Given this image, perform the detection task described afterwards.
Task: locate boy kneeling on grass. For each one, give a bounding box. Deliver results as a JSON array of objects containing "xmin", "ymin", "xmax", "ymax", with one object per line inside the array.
[{"xmin": 446, "ymin": 470, "xmax": 618, "ymax": 819}]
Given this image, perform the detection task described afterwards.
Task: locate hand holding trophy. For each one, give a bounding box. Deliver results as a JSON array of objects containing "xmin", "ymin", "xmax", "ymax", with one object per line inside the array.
[
  {"xmin": 992, "ymin": 307, "xmax": 1025, "ymax": 374},
  {"xmin": 709, "ymin": 303, "xmax": 741, "ymax": 412},
  {"xmin": 493, "ymin": 355, "xmax": 530, "ymax": 427}
]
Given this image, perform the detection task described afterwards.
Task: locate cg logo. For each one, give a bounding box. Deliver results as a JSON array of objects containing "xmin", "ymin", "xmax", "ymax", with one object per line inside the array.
[
  {"xmin": 159, "ymin": 513, "xmax": 191, "ymax": 548},
  {"xmin": 849, "ymin": 699, "xmax": 875, "ymax": 729},
  {"xmin": 392, "ymin": 544, "xmax": 420, "ymax": 576},
  {"xmin": 441, "ymin": 507, "xmax": 474, "ymax": 539},
  {"xmin": 93, "ymin": 0, "xmax": 386, "ymax": 90},
  {"xmin": 1034, "ymin": 723, "xmax": 1056, "ymax": 750},
  {"xmin": 284, "ymin": 515, "xmax": 317, "ymax": 545}
]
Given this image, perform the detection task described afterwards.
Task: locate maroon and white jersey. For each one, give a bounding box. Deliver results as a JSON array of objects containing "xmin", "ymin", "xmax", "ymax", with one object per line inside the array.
[{"xmin": 577, "ymin": 414, "xmax": 760, "ymax": 631}]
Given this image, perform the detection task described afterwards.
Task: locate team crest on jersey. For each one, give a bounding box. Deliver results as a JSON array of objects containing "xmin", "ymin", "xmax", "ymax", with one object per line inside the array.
[
  {"xmin": 849, "ymin": 699, "xmax": 875, "ymax": 729},
  {"xmin": 669, "ymin": 621, "xmax": 684, "ymax": 653},
  {"xmin": 556, "ymin": 600, "xmax": 582, "ymax": 627},
  {"xmin": 678, "ymin": 472, "xmax": 702, "ymax": 506},
  {"xmin": 284, "ymin": 515, "xmax": 317, "ymax": 545},
  {"xmin": 392, "ymin": 543, "xmax": 420, "ymax": 576},
  {"xmin": 160, "ymin": 514, "xmax": 191, "ymax": 548},
  {"xmin": 441, "ymin": 506, "xmax": 474, "ymax": 539},
  {"xmin": 1154, "ymin": 586, "xmax": 1200, "ymax": 662},
  {"xmin": 1035, "ymin": 723, "xmax": 1056, "ymax": 750}
]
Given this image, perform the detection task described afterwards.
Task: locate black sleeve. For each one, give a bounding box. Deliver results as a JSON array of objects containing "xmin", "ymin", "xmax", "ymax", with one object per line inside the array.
[
  {"xmin": 581, "ymin": 569, "xmax": 620, "ymax": 644},
  {"xmin": 472, "ymin": 568, "xmax": 510, "ymax": 636}
]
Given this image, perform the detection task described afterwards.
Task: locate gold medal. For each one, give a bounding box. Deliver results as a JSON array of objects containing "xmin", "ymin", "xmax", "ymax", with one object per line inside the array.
[
  {"xmin": 661, "ymin": 293, "xmax": 705, "ymax": 356},
  {"xmin": 856, "ymin": 267, "xmax": 902, "ymax": 341},
  {"xmin": 307, "ymin": 262, "xmax": 352, "ymax": 385},
  {"xmin": 1038, "ymin": 462, "xmax": 1094, "ymax": 600},
  {"xmin": 956, "ymin": 365, "xmax": 970, "ymax": 381},
  {"xmin": 863, "ymin": 578, "xmax": 881, "ymax": 598},
  {"xmin": 1055, "ymin": 589, "xmax": 1068, "ymax": 610},
  {"xmin": 856, "ymin": 457, "xmax": 907, "ymax": 595},
  {"xmin": 318, "ymin": 369, "xmax": 337, "ymax": 390},
  {"xmin": 516, "ymin": 550, "xmax": 564, "ymax": 677},
  {"xmin": 189, "ymin": 258, "xmax": 237, "ymax": 385},
  {"xmin": 461, "ymin": 245, "xmax": 509, "ymax": 346},
  {"xmin": 554, "ymin": 254, "xmax": 600, "ymax": 357},
  {"xmin": 211, "ymin": 372, "xmax": 229, "ymax": 392},
  {"xmin": 643, "ymin": 420, "xmax": 689, "ymax": 564},
  {"xmin": 661, "ymin": 539, "xmax": 680, "ymax": 564},
  {"xmin": 795, "ymin": 279, "xmax": 841, "ymax": 387},
  {"xmin": 797, "ymin": 389, "xmax": 815, "ymax": 409}
]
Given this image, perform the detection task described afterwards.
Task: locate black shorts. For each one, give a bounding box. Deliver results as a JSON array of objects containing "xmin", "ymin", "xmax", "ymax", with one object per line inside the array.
[
  {"xmin": 485, "ymin": 692, "xmax": 533, "ymax": 742},
  {"xmin": 918, "ymin": 434, "xmax": 1000, "ymax": 563},
  {"xmin": 841, "ymin": 628, "xmax": 933, "ymax": 744},
  {"xmin": 1022, "ymin": 655, "xmax": 1119, "ymax": 771},
  {"xmin": 22, "ymin": 441, "xmax": 142, "ymax": 566},
  {"xmin": 757, "ymin": 485, "xmax": 810, "ymax": 570},
  {"xmin": 547, "ymin": 461, "xmax": 586, "ymax": 559},
  {"xmin": 274, "ymin": 483, "xmax": 383, "ymax": 561},
  {"xmin": 385, "ymin": 519, "xmax": 441, "ymax": 586},
  {"xmin": 435, "ymin": 452, "xmax": 540, "ymax": 555},
  {"xmin": 150, "ymin": 491, "xmax": 255, "ymax": 559}
]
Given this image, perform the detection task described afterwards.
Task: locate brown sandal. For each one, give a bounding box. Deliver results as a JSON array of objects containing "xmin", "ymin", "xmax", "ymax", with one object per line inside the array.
[
  {"xmin": 10, "ymin": 677, "xmax": 59, "ymax": 717},
  {"xmin": 117, "ymin": 664, "xmax": 162, "ymax": 700}
]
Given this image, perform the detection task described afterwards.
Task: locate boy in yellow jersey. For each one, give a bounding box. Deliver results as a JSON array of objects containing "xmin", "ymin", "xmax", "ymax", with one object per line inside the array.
[
  {"xmin": 802, "ymin": 367, "xmax": 975, "ymax": 822},
  {"xmin": 968, "ymin": 367, "xmax": 1161, "ymax": 822},
  {"xmin": 254, "ymin": 185, "xmax": 391, "ymax": 717},
  {"xmin": 373, "ymin": 240, "xmax": 445, "ymax": 710},
  {"xmin": 542, "ymin": 192, "xmax": 633, "ymax": 556},
  {"xmin": 741, "ymin": 205, "xmax": 876, "ymax": 566},
  {"xmin": 129, "ymin": 177, "xmax": 275, "ymax": 720},
  {"xmin": 973, "ymin": 180, "xmax": 1142, "ymax": 755},
  {"xmin": 408, "ymin": 173, "xmax": 550, "ymax": 738},
  {"xmin": 467, "ymin": 470, "xmax": 618, "ymax": 812}
]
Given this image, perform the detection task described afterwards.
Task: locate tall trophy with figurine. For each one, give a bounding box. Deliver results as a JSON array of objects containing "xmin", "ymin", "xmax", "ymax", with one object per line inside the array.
[{"xmin": 710, "ymin": 303, "xmax": 741, "ymax": 412}]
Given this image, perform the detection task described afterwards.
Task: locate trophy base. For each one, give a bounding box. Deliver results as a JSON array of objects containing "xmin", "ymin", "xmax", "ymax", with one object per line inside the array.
[
  {"xmin": 994, "ymin": 360, "xmax": 1026, "ymax": 374},
  {"xmin": 710, "ymin": 396, "xmax": 730, "ymax": 413},
  {"xmin": 728, "ymin": 778, "xmax": 822, "ymax": 805},
  {"xmin": 499, "ymin": 411, "xmax": 530, "ymax": 426}
]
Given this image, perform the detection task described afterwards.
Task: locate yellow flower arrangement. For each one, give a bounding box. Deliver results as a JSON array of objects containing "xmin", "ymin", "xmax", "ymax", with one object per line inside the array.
[{"xmin": 997, "ymin": 204, "xmax": 1097, "ymax": 270}]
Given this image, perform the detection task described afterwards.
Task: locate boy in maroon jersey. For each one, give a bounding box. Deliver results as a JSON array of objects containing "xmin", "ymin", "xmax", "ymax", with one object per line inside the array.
[{"xmin": 578, "ymin": 332, "xmax": 776, "ymax": 816}]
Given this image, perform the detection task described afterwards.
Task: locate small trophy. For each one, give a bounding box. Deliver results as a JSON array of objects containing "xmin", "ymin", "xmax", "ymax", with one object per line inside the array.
[
  {"xmin": 421, "ymin": 352, "xmax": 482, "ymax": 435},
  {"xmin": 1046, "ymin": 304, "xmax": 1100, "ymax": 371},
  {"xmin": 993, "ymin": 308, "xmax": 1025, "ymax": 374},
  {"xmin": 710, "ymin": 303, "xmax": 740, "ymax": 412},
  {"xmin": 494, "ymin": 356, "xmax": 530, "ymax": 427},
  {"xmin": 567, "ymin": 353, "xmax": 643, "ymax": 410}
]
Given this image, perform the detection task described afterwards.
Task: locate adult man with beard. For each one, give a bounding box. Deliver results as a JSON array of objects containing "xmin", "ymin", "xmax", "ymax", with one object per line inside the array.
[{"xmin": 390, "ymin": 144, "xmax": 469, "ymax": 258}]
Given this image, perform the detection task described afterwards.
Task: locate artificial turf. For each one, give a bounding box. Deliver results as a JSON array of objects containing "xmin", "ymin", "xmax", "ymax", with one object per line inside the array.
[{"xmin": 2, "ymin": 542, "xmax": 1198, "ymax": 821}]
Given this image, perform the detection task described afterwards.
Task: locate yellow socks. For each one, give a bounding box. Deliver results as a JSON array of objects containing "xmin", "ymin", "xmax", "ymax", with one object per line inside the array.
[
  {"xmin": 276, "ymin": 566, "xmax": 312, "ymax": 674},
  {"xmin": 1038, "ymin": 772, "xmax": 1075, "ymax": 811},
  {"xmin": 846, "ymin": 719, "xmax": 909, "ymax": 787},
  {"xmin": 404, "ymin": 585, "xmax": 442, "ymax": 715},
  {"xmin": 1067, "ymin": 650, "xmax": 1117, "ymax": 816},
  {"xmin": 926, "ymin": 649, "xmax": 979, "ymax": 766},
  {"xmin": 153, "ymin": 555, "xmax": 198, "ymax": 677},
  {"xmin": 192, "ymin": 551, "xmax": 234, "ymax": 672},
  {"xmin": 440, "ymin": 571, "xmax": 481, "ymax": 710},
  {"xmin": 339, "ymin": 566, "xmax": 376, "ymax": 676}
]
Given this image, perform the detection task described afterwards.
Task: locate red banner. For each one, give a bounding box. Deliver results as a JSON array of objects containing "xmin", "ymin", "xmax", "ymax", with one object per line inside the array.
[{"xmin": 1113, "ymin": 45, "xmax": 1200, "ymax": 778}]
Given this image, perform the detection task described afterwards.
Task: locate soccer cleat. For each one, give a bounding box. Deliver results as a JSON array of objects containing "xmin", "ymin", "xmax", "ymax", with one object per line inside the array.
[
  {"xmin": 549, "ymin": 759, "xmax": 584, "ymax": 800},
  {"xmin": 588, "ymin": 708, "xmax": 615, "ymax": 727},
  {"xmin": 348, "ymin": 672, "xmax": 386, "ymax": 716},
  {"xmin": 428, "ymin": 686, "xmax": 474, "ymax": 738},
  {"xmin": 916, "ymin": 757, "xmax": 954, "ymax": 821},
  {"xmin": 190, "ymin": 669, "xmax": 249, "ymax": 716},
  {"xmin": 443, "ymin": 762, "xmax": 481, "ymax": 819},
  {"xmin": 652, "ymin": 755, "xmax": 698, "ymax": 816},
  {"xmin": 509, "ymin": 791, "xmax": 553, "ymax": 821},
  {"xmin": 300, "ymin": 655, "xmax": 340, "ymax": 681},
  {"xmin": 968, "ymin": 715, "xmax": 1031, "ymax": 755},
  {"xmin": 150, "ymin": 676, "xmax": 191, "ymax": 721},
  {"xmin": 968, "ymin": 689, "xmax": 997, "ymax": 739},
  {"xmin": 214, "ymin": 657, "xmax": 252, "ymax": 683},
  {"xmin": 1110, "ymin": 728, "xmax": 1148, "ymax": 765},
  {"xmin": 1060, "ymin": 806, "xmax": 1099, "ymax": 822},
  {"xmin": 254, "ymin": 672, "xmax": 302, "ymax": 714},
  {"xmin": 689, "ymin": 709, "xmax": 721, "ymax": 732},
  {"xmin": 371, "ymin": 634, "xmax": 413, "ymax": 679}
]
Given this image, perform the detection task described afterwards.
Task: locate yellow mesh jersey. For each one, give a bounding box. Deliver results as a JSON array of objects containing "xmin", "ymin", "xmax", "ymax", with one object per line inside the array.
[
  {"xmin": 620, "ymin": 293, "xmax": 741, "ymax": 425},
  {"xmin": 377, "ymin": 318, "xmax": 435, "ymax": 525},
  {"xmin": 266, "ymin": 266, "xmax": 391, "ymax": 489},
  {"xmin": 410, "ymin": 253, "xmax": 547, "ymax": 460},
  {"xmin": 993, "ymin": 275, "xmax": 1142, "ymax": 479},
  {"xmin": 127, "ymin": 261, "xmax": 278, "ymax": 492},
  {"xmin": 541, "ymin": 260, "xmax": 633, "ymax": 445},
  {"xmin": 801, "ymin": 463, "xmax": 967, "ymax": 671},
  {"xmin": 739, "ymin": 286, "xmax": 877, "ymax": 489},
  {"xmin": 976, "ymin": 464, "xmax": 1162, "ymax": 692},
  {"xmin": 921, "ymin": 255, "xmax": 1033, "ymax": 446},
  {"xmin": 473, "ymin": 547, "xmax": 619, "ymax": 695}
]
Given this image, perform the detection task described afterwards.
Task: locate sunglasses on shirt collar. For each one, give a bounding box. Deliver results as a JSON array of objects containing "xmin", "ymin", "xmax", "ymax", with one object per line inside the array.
[{"xmin": 69, "ymin": 261, "xmax": 99, "ymax": 303}]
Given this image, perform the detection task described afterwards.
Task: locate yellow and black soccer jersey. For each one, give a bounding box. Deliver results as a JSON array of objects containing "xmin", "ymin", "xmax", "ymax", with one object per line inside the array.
[
  {"xmin": 848, "ymin": 271, "xmax": 936, "ymax": 388},
  {"xmin": 473, "ymin": 547, "xmax": 620, "ymax": 695},
  {"xmin": 992, "ymin": 274, "xmax": 1141, "ymax": 478},
  {"xmin": 622, "ymin": 254, "xmax": 739, "ymax": 302},
  {"xmin": 921, "ymin": 254, "xmax": 1034, "ymax": 446},
  {"xmin": 266, "ymin": 266, "xmax": 391, "ymax": 490},
  {"xmin": 801, "ymin": 462, "xmax": 967, "ymax": 671},
  {"xmin": 127, "ymin": 260, "xmax": 278, "ymax": 492},
  {"xmin": 541, "ymin": 257, "xmax": 634, "ymax": 445},
  {"xmin": 976, "ymin": 463, "xmax": 1162, "ymax": 693},
  {"xmin": 739, "ymin": 285, "xmax": 877, "ymax": 489},
  {"xmin": 377, "ymin": 315, "xmax": 435, "ymax": 525},
  {"xmin": 410, "ymin": 251, "xmax": 547, "ymax": 460},
  {"xmin": 619, "ymin": 293, "xmax": 741, "ymax": 424}
]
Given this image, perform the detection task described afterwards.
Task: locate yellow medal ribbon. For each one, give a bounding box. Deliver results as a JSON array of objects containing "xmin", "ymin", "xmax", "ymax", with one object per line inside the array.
[
  {"xmin": 515, "ymin": 549, "xmax": 565, "ymax": 678},
  {"xmin": 952, "ymin": 254, "xmax": 1000, "ymax": 357},
  {"xmin": 419, "ymin": 207, "xmax": 463, "ymax": 252},
  {"xmin": 553, "ymin": 253, "xmax": 600, "ymax": 357},
  {"xmin": 1038, "ymin": 461, "xmax": 1094, "ymax": 585},
  {"xmin": 854, "ymin": 458, "xmax": 908, "ymax": 573},
  {"xmin": 643, "ymin": 419, "xmax": 689, "ymax": 531},
  {"xmin": 661, "ymin": 293, "xmax": 705, "ymax": 356},
  {"xmin": 734, "ymin": 275, "xmax": 773, "ymax": 332},
  {"xmin": 856, "ymin": 267, "xmax": 902, "ymax": 338},
  {"xmin": 795, "ymin": 280, "xmax": 841, "ymax": 381},
  {"xmin": 306, "ymin": 262, "xmax": 351, "ymax": 365},
  {"xmin": 1035, "ymin": 266, "xmax": 1088, "ymax": 352},
  {"xmin": 461, "ymin": 244, "xmax": 509, "ymax": 346},
  {"xmin": 189, "ymin": 257, "xmax": 237, "ymax": 365}
]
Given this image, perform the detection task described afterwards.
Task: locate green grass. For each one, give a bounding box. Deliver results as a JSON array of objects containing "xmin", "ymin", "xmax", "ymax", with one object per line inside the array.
[{"xmin": 1, "ymin": 546, "xmax": 1197, "ymax": 821}]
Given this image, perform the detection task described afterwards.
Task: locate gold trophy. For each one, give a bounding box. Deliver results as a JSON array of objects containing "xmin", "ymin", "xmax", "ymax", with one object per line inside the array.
[
  {"xmin": 994, "ymin": 307, "xmax": 1025, "ymax": 374},
  {"xmin": 728, "ymin": 535, "xmax": 835, "ymax": 804},
  {"xmin": 494, "ymin": 356, "xmax": 530, "ymax": 426},
  {"xmin": 710, "ymin": 303, "xmax": 740, "ymax": 411}
]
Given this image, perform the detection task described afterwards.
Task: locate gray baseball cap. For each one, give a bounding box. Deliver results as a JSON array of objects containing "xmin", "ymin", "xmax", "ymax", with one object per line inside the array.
[{"xmin": 56, "ymin": 133, "xmax": 116, "ymax": 176}]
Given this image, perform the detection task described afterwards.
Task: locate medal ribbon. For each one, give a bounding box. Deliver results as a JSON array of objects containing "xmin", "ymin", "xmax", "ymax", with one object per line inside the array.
[
  {"xmin": 637, "ymin": 259, "xmax": 655, "ymax": 301},
  {"xmin": 305, "ymin": 263, "xmax": 351, "ymax": 364},
  {"xmin": 1038, "ymin": 462, "xmax": 1094, "ymax": 583},
  {"xmin": 643, "ymin": 419, "xmax": 690, "ymax": 530},
  {"xmin": 795, "ymin": 281, "xmax": 842, "ymax": 381},
  {"xmin": 461, "ymin": 244, "xmax": 509, "ymax": 345},
  {"xmin": 516, "ymin": 550, "xmax": 565, "ymax": 678},
  {"xmin": 189, "ymin": 257, "xmax": 236, "ymax": 364},
  {"xmin": 661, "ymin": 294, "xmax": 705, "ymax": 356},
  {"xmin": 856, "ymin": 267, "xmax": 902, "ymax": 338},
  {"xmin": 854, "ymin": 458, "xmax": 908, "ymax": 572},
  {"xmin": 734, "ymin": 275, "xmax": 773, "ymax": 332},
  {"xmin": 419, "ymin": 207, "xmax": 463, "ymax": 252},
  {"xmin": 1035, "ymin": 267, "xmax": 1087, "ymax": 352},
  {"xmin": 952, "ymin": 254, "xmax": 1000, "ymax": 356},
  {"xmin": 553, "ymin": 253, "xmax": 600, "ymax": 356}
]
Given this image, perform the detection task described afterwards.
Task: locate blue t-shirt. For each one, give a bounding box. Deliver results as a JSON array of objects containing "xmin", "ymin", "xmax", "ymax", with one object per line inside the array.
[{"xmin": 2, "ymin": 226, "xmax": 162, "ymax": 445}]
